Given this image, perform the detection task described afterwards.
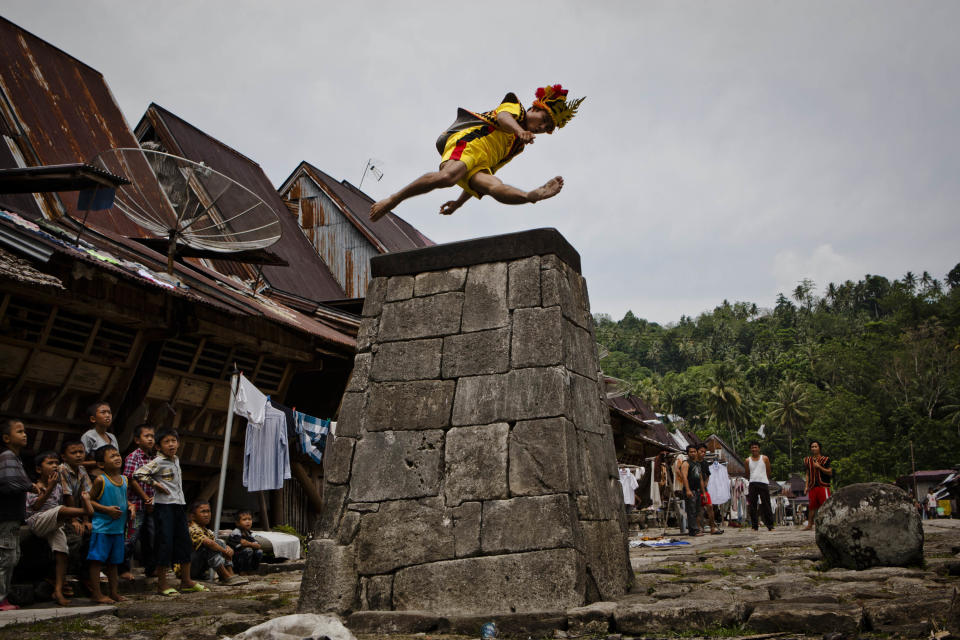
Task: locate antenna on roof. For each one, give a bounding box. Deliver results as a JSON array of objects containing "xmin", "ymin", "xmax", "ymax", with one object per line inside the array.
[
  {"xmin": 90, "ymin": 148, "xmax": 281, "ymax": 275},
  {"xmin": 358, "ymin": 158, "xmax": 384, "ymax": 190}
]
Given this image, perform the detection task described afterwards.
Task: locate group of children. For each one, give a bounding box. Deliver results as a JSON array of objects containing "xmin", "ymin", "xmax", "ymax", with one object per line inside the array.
[{"xmin": 0, "ymin": 401, "xmax": 264, "ymax": 609}]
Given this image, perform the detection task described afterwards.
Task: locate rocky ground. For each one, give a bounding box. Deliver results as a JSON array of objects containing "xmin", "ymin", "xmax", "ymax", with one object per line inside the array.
[{"xmin": 1, "ymin": 520, "xmax": 957, "ymax": 639}]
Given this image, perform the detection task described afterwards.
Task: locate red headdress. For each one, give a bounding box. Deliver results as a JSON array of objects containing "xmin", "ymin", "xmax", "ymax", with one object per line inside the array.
[{"xmin": 532, "ymin": 84, "xmax": 585, "ymax": 130}]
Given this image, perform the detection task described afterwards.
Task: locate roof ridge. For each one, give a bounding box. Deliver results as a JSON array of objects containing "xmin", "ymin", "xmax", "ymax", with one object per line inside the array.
[{"xmin": 148, "ymin": 103, "xmax": 263, "ymax": 169}]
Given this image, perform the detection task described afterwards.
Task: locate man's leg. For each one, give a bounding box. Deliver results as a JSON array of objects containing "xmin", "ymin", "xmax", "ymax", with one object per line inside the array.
[
  {"xmin": 370, "ymin": 161, "xmax": 468, "ymax": 220},
  {"xmin": 684, "ymin": 493, "xmax": 700, "ymax": 535},
  {"xmin": 0, "ymin": 521, "xmax": 20, "ymax": 609},
  {"xmin": 747, "ymin": 483, "xmax": 760, "ymax": 530},
  {"xmin": 469, "ymin": 172, "xmax": 564, "ymax": 205},
  {"xmin": 759, "ymin": 485, "xmax": 775, "ymax": 530}
]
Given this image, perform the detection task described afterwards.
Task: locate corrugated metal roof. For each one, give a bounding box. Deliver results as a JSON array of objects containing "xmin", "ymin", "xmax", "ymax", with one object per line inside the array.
[
  {"xmin": 289, "ymin": 162, "xmax": 433, "ymax": 253},
  {"xmin": 138, "ymin": 104, "xmax": 346, "ymax": 302}
]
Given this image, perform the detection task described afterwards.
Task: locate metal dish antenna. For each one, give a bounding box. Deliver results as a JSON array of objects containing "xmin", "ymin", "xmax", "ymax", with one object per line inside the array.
[{"xmin": 89, "ymin": 148, "xmax": 281, "ymax": 273}]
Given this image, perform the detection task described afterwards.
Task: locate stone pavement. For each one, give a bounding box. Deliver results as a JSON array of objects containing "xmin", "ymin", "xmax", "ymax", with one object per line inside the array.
[{"xmin": 0, "ymin": 521, "xmax": 957, "ymax": 639}]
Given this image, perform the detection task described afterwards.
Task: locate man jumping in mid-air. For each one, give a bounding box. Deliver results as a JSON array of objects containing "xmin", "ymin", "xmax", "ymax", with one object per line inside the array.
[{"xmin": 369, "ymin": 84, "xmax": 584, "ymax": 220}]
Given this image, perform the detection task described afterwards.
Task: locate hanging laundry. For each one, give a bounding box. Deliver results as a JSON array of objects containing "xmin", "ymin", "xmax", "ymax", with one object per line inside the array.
[
  {"xmin": 707, "ymin": 460, "xmax": 731, "ymax": 505},
  {"xmin": 293, "ymin": 411, "xmax": 330, "ymax": 464},
  {"xmin": 235, "ymin": 374, "xmax": 267, "ymax": 429},
  {"xmin": 649, "ymin": 459, "xmax": 662, "ymax": 509},
  {"xmin": 618, "ymin": 467, "xmax": 639, "ymax": 507},
  {"xmin": 243, "ymin": 403, "xmax": 291, "ymax": 492}
]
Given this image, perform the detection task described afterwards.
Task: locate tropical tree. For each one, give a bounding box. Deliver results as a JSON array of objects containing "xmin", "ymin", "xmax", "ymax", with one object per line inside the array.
[
  {"xmin": 703, "ymin": 362, "xmax": 746, "ymax": 449},
  {"xmin": 767, "ymin": 377, "xmax": 814, "ymax": 468}
]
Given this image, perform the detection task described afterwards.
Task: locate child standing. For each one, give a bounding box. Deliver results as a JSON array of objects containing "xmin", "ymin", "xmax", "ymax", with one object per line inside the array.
[
  {"xmin": 121, "ymin": 424, "xmax": 156, "ymax": 580},
  {"xmin": 226, "ymin": 510, "xmax": 263, "ymax": 575},
  {"xmin": 59, "ymin": 440, "xmax": 93, "ymax": 529},
  {"xmin": 25, "ymin": 450, "xmax": 93, "ymax": 605},
  {"xmin": 0, "ymin": 419, "xmax": 34, "ymax": 610},
  {"xmin": 87, "ymin": 445, "xmax": 130, "ymax": 604},
  {"xmin": 187, "ymin": 501, "xmax": 247, "ymax": 585},
  {"xmin": 81, "ymin": 402, "xmax": 118, "ymax": 476},
  {"xmin": 134, "ymin": 429, "xmax": 205, "ymax": 596}
]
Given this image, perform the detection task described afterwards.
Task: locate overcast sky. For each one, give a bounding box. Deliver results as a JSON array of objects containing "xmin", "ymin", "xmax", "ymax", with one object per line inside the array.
[{"xmin": 3, "ymin": 1, "xmax": 958, "ymax": 323}]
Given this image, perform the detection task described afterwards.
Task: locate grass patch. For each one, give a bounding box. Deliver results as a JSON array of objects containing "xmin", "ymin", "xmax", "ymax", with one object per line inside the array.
[
  {"xmin": 119, "ymin": 614, "xmax": 172, "ymax": 632},
  {"xmin": 667, "ymin": 623, "xmax": 750, "ymax": 637},
  {"xmin": 0, "ymin": 617, "xmax": 103, "ymax": 636}
]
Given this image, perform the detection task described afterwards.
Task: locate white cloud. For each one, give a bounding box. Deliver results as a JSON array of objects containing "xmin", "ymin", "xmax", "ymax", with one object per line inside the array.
[{"xmin": 773, "ymin": 244, "xmax": 864, "ymax": 297}]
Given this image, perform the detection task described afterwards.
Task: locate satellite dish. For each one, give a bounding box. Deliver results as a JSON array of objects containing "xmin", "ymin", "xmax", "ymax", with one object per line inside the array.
[
  {"xmin": 89, "ymin": 148, "xmax": 281, "ymax": 273},
  {"xmin": 603, "ymin": 375, "xmax": 634, "ymax": 399}
]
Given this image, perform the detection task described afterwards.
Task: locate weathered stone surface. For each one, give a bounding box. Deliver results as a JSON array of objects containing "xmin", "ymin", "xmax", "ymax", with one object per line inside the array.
[
  {"xmin": 567, "ymin": 373, "xmax": 603, "ymax": 433},
  {"xmin": 366, "ymin": 380, "xmax": 454, "ymax": 430},
  {"xmin": 336, "ymin": 510, "xmax": 361, "ymax": 546},
  {"xmin": 481, "ymin": 495, "xmax": 578, "ymax": 554},
  {"xmin": 442, "ymin": 328, "xmax": 510, "ymax": 378},
  {"xmin": 747, "ymin": 602, "xmax": 863, "ymax": 635},
  {"xmin": 360, "ymin": 575, "xmax": 394, "ymax": 611},
  {"xmin": 345, "ymin": 353, "xmax": 371, "ymax": 392},
  {"xmin": 509, "ymin": 418, "xmax": 578, "ymax": 496},
  {"xmin": 451, "ymin": 501, "xmax": 482, "ymax": 557},
  {"xmin": 816, "ymin": 483, "xmax": 924, "ymax": 570},
  {"xmin": 511, "ymin": 306, "xmax": 563, "ymax": 368},
  {"xmin": 444, "ymin": 423, "xmax": 509, "ymax": 505},
  {"xmin": 316, "ymin": 483, "xmax": 349, "ymax": 538},
  {"xmin": 355, "ymin": 500, "xmax": 457, "ymax": 574},
  {"xmin": 362, "ymin": 277, "xmax": 387, "ymax": 318},
  {"xmin": 349, "ymin": 430, "xmax": 443, "ymax": 502},
  {"xmin": 508, "ymin": 256, "xmax": 541, "ymax": 309},
  {"xmin": 356, "ymin": 317, "xmax": 378, "ymax": 352},
  {"xmin": 452, "ymin": 367, "xmax": 566, "ymax": 425},
  {"xmin": 369, "ymin": 338, "xmax": 442, "ymax": 381},
  {"xmin": 563, "ymin": 320, "xmax": 597, "ymax": 380},
  {"xmin": 566, "ymin": 601, "xmax": 617, "ymax": 635},
  {"xmin": 575, "ymin": 431, "xmax": 622, "ymax": 521},
  {"xmin": 348, "ymin": 610, "xmax": 440, "ymax": 634},
  {"xmin": 613, "ymin": 598, "xmax": 748, "ymax": 634},
  {"xmin": 580, "ymin": 519, "xmax": 633, "ymax": 600},
  {"xmin": 393, "ymin": 549, "xmax": 585, "ymax": 615},
  {"xmin": 385, "ymin": 275, "xmax": 414, "ymax": 301},
  {"xmin": 542, "ymin": 264, "xmax": 590, "ymax": 330},
  {"xmin": 414, "ymin": 268, "xmax": 467, "ymax": 296},
  {"xmin": 297, "ymin": 540, "xmax": 358, "ymax": 614},
  {"xmin": 336, "ymin": 392, "xmax": 365, "ymax": 438},
  {"xmin": 440, "ymin": 611, "xmax": 567, "ymax": 635},
  {"xmin": 379, "ymin": 292, "xmax": 463, "ymax": 341},
  {"xmin": 862, "ymin": 595, "xmax": 953, "ymax": 630},
  {"xmin": 541, "ymin": 266, "xmax": 564, "ymax": 308},
  {"xmin": 461, "ymin": 262, "xmax": 508, "ymax": 332},
  {"xmin": 324, "ymin": 437, "xmax": 356, "ymax": 485}
]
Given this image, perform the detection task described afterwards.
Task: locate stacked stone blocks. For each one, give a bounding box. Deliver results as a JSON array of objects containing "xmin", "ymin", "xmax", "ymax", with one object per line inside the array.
[{"xmin": 300, "ymin": 230, "xmax": 632, "ymax": 617}]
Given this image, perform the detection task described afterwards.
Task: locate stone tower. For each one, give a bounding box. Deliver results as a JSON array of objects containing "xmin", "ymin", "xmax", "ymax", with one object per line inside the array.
[{"xmin": 299, "ymin": 228, "xmax": 632, "ymax": 617}]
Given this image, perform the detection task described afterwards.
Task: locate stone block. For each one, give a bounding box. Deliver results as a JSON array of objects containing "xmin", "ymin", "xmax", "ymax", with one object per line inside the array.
[
  {"xmin": 613, "ymin": 599, "xmax": 749, "ymax": 634},
  {"xmin": 440, "ymin": 611, "xmax": 567, "ymax": 635},
  {"xmin": 349, "ymin": 430, "xmax": 444, "ymax": 502},
  {"xmin": 444, "ymin": 423, "xmax": 509, "ymax": 506},
  {"xmin": 345, "ymin": 353, "xmax": 371, "ymax": 392},
  {"xmin": 508, "ymin": 256, "xmax": 541, "ymax": 309},
  {"xmin": 567, "ymin": 373, "xmax": 602, "ymax": 433},
  {"xmin": 369, "ymin": 338, "xmax": 442, "ymax": 382},
  {"xmin": 511, "ymin": 307, "xmax": 563, "ymax": 368},
  {"xmin": 335, "ymin": 392, "xmax": 366, "ymax": 438},
  {"xmin": 415, "ymin": 268, "xmax": 467, "ymax": 296},
  {"xmin": 355, "ymin": 499, "xmax": 457, "ymax": 574},
  {"xmin": 575, "ymin": 431, "xmax": 621, "ymax": 521},
  {"xmin": 451, "ymin": 501, "xmax": 481, "ymax": 557},
  {"xmin": 323, "ymin": 436, "xmax": 356, "ymax": 485},
  {"xmin": 366, "ymin": 380, "xmax": 454, "ymax": 430},
  {"xmin": 562, "ymin": 320, "xmax": 597, "ymax": 380},
  {"xmin": 579, "ymin": 520, "xmax": 632, "ymax": 601},
  {"xmin": 509, "ymin": 418, "xmax": 577, "ymax": 496},
  {"xmin": 452, "ymin": 367, "xmax": 566, "ymax": 426},
  {"xmin": 379, "ymin": 292, "xmax": 463, "ymax": 342},
  {"xmin": 541, "ymin": 267, "xmax": 565, "ymax": 308},
  {"xmin": 362, "ymin": 277, "xmax": 387, "ymax": 318},
  {"xmin": 336, "ymin": 510, "xmax": 361, "ymax": 545},
  {"xmin": 442, "ymin": 328, "xmax": 510, "ymax": 378},
  {"xmin": 348, "ymin": 610, "xmax": 440, "ymax": 634},
  {"xmin": 566, "ymin": 601, "xmax": 617, "ymax": 636},
  {"xmin": 315, "ymin": 484, "xmax": 349, "ymax": 539},
  {"xmin": 461, "ymin": 262, "xmax": 508, "ymax": 332},
  {"xmin": 393, "ymin": 549, "xmax": 585, "ymax": 615},
  {"xmin": 385, "ymin": 275, "xmax": 415, "ymax": 301},
  {"xmin": 481, "ymin": 494, "xmax": 578, "ymax": 554},
  {"xmin": 297, "ymin": 540, "xmax": 357, "ymax": 614},
  {"xmin": 747, "ymin": 602, "xmax": 863, "ymax": 635},
  {"xmin": 356, "ymin": 317, "xmax": 379, "ymax": 352}
]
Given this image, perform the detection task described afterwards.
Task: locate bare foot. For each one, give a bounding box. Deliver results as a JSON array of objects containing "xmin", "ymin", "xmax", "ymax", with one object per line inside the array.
[
  {"xmin": 803, "ymin": 525, "xmax": 813, "ymax": 531},
  {"xmin": 109, "ymin": 593, "xmax": 126, "ymax": 602},
  {"xmin": 119, "ymin": 572, "xmax": 135, "ymax": 581},
  {"xmin": 53, "ymin": 592, "xmax": 71, "ymax": 606},
  {"xmin": 370, "ymin": 196, "xmax": 398, "ymax": 221},
  {"xmin": 91, "ymin": 594, "xmax": 114, "ymax": 604},
  {"xmin": 528, "ymin": 176, "xmax": 564, "ymax": 203}
]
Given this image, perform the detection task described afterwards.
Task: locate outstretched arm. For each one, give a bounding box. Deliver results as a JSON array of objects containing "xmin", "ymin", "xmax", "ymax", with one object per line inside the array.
[{"xmin": 440, "ymin": 190, "xmax": 470, "ymax": 216}]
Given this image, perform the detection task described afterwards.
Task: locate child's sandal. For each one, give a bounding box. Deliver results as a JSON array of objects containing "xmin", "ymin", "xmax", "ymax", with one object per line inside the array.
[{"xmin": 159, "ymin": 588, "xmax": 180, "ymax": 597}]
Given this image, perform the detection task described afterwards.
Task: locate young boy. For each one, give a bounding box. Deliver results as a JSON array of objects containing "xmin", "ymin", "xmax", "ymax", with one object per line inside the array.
[
  {"xmin": 25, "ymin": 450, "xmax": 93, "ymax": 605},
  {"xmin": 226, "ymin": 510, "xmax": 263, "ymax": 575},
  {"xmin": 369, "ymin": 85, "xmax": 584, "ymax": 220},
  {"xmin": 803, "ymin": 440, "xmax": 832, "ymax": 530},
  {"xmin": 87, "ymin": 445, "xmax": 131, "ymax": 604},
  {"xmin": 121, "ymin": 424, "xmax": 156, "ymax": 580},
  {"xmin": 59, "ymin": 440, "xmax": 92, "ymax": 529},
  {"xmin": 81, "ymin": 402, "xmax": 118, "ymax": 475},
  {"xmin": 0, "ymin": 419, "xmax": 34, "ymax": 610},
  {"xmin": 187, "ymin": 501, "xmax": 247, "ymax": 585},
  {"xmin": 134, "ymin": 429, "xmax": 205, "ymax": 596}
]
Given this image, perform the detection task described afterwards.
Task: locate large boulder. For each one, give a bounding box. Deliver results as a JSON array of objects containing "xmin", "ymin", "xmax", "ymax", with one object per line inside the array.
[{"xmin": 815, "ymin": 482, "xmax": 923, "ymax": 570}]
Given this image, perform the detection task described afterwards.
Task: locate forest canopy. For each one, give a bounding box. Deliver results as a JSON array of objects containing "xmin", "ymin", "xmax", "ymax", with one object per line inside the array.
[{"xmin": 594, "ymin": 264, "xmax": 960, "ymax": 486}]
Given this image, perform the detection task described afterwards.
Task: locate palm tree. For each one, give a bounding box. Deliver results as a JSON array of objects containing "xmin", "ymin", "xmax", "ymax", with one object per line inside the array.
[
  {"xmin": 703, "ymin": 362, "xmax": 746, "ymax": 449},
  {"xmin": 767, "ymin": 378, "xmax": 813, "ymax": 468}
]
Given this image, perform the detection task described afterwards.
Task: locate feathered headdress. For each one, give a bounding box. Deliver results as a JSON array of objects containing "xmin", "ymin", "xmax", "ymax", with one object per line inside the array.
[{"xmin": 532, "ymin": 84, "xmax": 585, "ymax": 130}]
